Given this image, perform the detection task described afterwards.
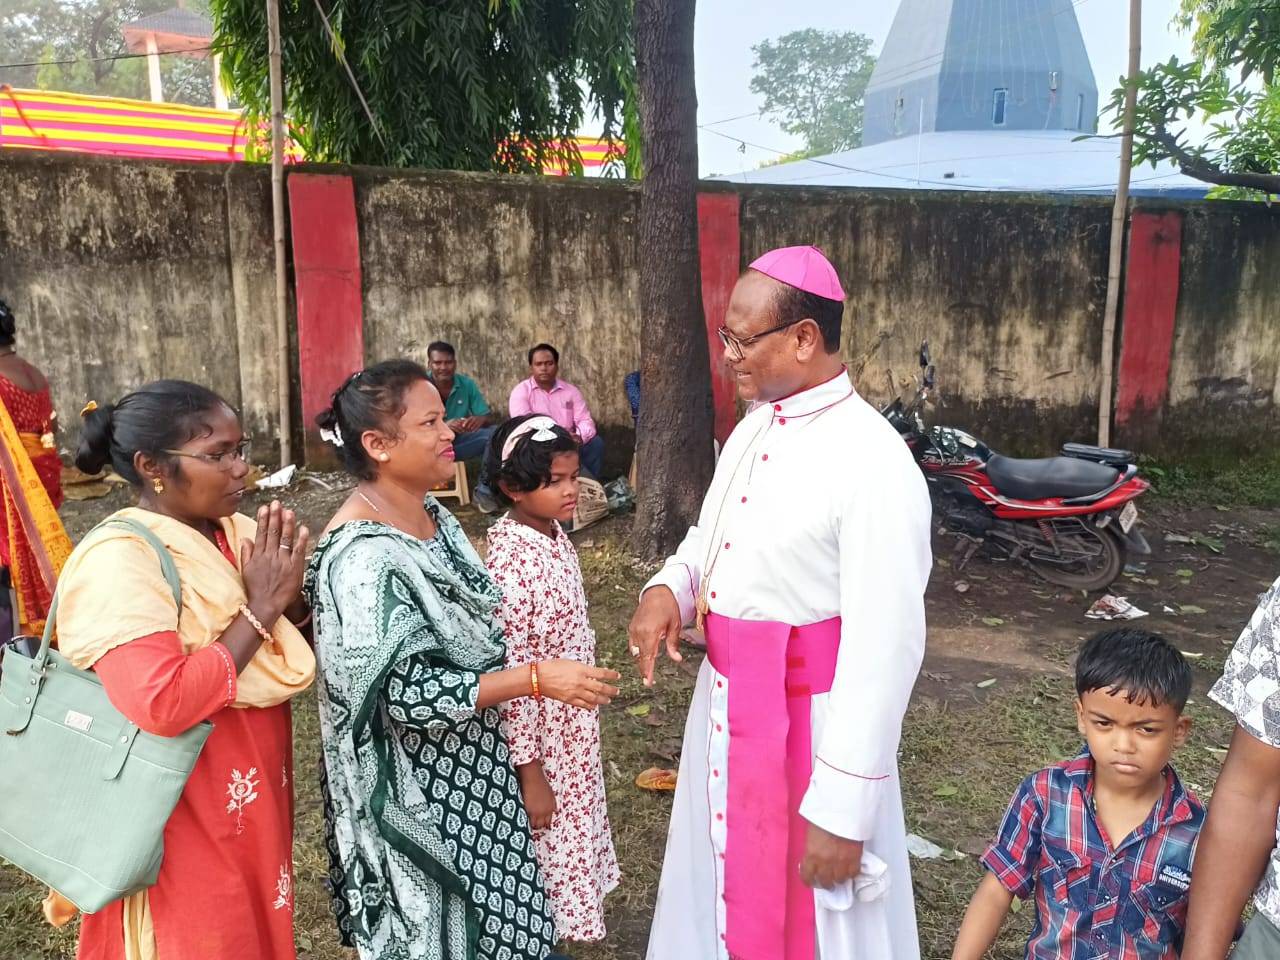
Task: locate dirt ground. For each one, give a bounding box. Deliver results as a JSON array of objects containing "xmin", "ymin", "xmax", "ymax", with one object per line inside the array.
[{"xmin": 3, "ymin": 476, "xmax": 1269, "ymax": 959}]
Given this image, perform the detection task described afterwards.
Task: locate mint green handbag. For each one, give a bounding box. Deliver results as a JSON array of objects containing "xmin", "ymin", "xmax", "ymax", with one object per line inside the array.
[{"xmin": 0, "ymin": 517, "xmax": 213, "ymax": 913}]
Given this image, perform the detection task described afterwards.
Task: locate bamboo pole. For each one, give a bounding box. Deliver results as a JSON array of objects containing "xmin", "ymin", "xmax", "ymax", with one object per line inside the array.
[
  {"xmin": 1098, "ymin": 0, "xmax": 1142, "ymax": 448},
  {"xmin": 267, "ymin": 0, "xmax": 291, "ymax": 468}
]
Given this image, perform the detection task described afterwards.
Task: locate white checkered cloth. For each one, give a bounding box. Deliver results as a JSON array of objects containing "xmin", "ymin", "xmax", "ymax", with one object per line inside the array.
[{"xmin": 1210, "ymin": 576, "xmax": 1280, "ymax": 929}]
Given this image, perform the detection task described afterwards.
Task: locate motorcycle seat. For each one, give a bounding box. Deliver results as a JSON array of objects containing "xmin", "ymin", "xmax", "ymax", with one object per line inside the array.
[{"xmin": 986, "ymin": 454, "xmax": 1120, "ymax": 501}]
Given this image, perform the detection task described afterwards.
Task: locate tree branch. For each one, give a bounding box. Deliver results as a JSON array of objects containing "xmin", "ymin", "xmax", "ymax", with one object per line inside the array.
[
  {"xmin": 88, "ymin": 8, "xmax": 117, "ymax": 85},
  {"xmin": 1152, "ymin": 125, "xmax": 1280, "ymax": 193}
]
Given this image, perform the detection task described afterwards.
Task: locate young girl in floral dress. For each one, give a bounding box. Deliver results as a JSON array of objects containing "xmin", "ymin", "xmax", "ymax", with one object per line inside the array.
[{"xmin": 482, "ymin": 414, "xmax": 620, "ymax": 948}]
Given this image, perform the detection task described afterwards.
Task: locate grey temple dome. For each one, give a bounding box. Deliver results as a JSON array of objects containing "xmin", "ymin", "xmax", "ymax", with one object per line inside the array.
[{"xmin": 862, "ymin": 0, "xmax": 1099, "ymax": 147}]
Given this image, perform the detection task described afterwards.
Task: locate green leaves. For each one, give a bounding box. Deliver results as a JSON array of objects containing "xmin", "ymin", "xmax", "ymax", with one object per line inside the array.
[
  {"xmin": 749, "ymin": 29, "xmax": 877, "ymax": 156},
  {"xmin": 210, "ymin": 0, "xmax": 633, "ymax": 172},
  {"xmin": 1111, "ymin": 2, "xmax": 1280, "ymax": 198},
  {"xmin": 4, "ymin": 0, "xmax": 219, "ymax": 104}
]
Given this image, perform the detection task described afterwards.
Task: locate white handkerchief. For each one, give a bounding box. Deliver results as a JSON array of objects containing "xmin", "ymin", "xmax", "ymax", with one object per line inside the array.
[{"xmin": 814, "ymin": 851, "xmax": 891, "ymax": 911}]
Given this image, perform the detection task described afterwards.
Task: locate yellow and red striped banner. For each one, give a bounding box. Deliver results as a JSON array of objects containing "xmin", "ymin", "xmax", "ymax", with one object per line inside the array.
[
  {"xmin": 541, "ymin": 138, "xmax": 626, "ymax": 175},
  {"xmin": 0, "ymin": 86, "xmax": 274, "ymax": 162},
  {"xmin": 1, "ymin": 86, "xmax": 622, "ymax": 173}
]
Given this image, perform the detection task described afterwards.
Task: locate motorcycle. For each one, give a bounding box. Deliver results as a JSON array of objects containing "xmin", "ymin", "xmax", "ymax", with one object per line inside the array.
[{"xmin": 882, "ymin": 342, "xmax": 1150, "ymax": 591}]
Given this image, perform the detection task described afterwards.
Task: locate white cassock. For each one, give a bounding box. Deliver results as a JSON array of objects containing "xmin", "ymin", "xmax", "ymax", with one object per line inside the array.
[{"xmin": 643, "ymin": 370, "xmax": 932, "ymax": 960}]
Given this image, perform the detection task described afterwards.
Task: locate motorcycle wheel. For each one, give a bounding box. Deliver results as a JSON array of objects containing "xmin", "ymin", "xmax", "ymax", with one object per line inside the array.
[{"xmin": 1026, "ymin": 524, "xmax": 1126, "ymax": 592}]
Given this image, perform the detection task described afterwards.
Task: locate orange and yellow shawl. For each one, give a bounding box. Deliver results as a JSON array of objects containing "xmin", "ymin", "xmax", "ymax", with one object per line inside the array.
[{"xmin": 0, "ymin": 399, "xmax": 70, "ymax": 636}]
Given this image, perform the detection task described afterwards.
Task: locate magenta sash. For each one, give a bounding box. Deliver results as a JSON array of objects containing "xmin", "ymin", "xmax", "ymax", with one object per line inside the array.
[{"xmin": 704, "ymin": 613, "xmax": 841, "ymax": 960}]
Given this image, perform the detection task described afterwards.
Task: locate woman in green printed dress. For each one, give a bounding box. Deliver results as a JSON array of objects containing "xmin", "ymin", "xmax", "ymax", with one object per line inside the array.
[{"xmin": 306, "ymin": 360, "xmax": 621, "ymax": 960}]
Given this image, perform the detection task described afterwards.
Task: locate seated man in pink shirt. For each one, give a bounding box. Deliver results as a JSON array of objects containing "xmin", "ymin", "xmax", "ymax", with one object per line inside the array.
[{"xmin": 508, "ymin": 343, "xmax": 605, "ymax": 479}]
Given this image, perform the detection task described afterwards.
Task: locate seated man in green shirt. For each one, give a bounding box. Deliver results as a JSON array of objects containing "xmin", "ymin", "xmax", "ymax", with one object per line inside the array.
[{"xmin": 427, "ymin": 341, "xmax": 500, "ymax": 498}]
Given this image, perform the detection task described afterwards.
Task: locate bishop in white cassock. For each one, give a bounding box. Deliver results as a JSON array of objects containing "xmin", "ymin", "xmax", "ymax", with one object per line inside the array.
[{"xmin": 630, "ymin": 246, "xmax": 932, "ymax": 960}]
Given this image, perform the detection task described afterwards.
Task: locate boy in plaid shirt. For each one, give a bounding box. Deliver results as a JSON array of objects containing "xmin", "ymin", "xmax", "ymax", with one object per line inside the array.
[{"xmin": 953, "ymin": 629, "xmax": 1203, "ymax": 960}]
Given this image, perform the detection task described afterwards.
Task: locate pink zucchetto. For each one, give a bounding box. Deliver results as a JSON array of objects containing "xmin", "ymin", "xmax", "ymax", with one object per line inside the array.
[{"xmin": 748, "ymin": 245, "xmax": 846, "ymax": 302}]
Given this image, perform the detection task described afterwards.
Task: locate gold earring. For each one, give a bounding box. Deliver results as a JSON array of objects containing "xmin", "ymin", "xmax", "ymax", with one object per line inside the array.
[{"xmin": 152, "ymin": 477, "xmax": 164, "ymax": 495}]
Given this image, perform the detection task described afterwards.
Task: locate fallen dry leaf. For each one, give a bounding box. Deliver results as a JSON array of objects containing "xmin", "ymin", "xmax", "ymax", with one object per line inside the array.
[
  {"xmin": 62, "ymin": 480, "xmax": 112, "ymax": 501},
  {"xmin": 635, "ymin": 767, "xmax": 678, "ymax": 791},
  {"xmin": 61, "ymin": 464, "xmax": 115, "ymax": 500}
]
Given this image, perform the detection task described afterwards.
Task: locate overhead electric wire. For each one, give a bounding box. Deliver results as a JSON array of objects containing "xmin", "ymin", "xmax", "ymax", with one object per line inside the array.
[{"xmin": 0, "ymin": 46, "xmax": 213, "ymax": 71}]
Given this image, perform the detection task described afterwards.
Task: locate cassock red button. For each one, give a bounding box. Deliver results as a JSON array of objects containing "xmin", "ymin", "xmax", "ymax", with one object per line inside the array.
[
  {"xmin": 778, "ymin": 417, "xmax": 787, "ymax": 425},
  {"xmin": 762, "ymin": 454, "xmax": 769, "ymax": 461},
  {"xmin": 712, "ymin": 768, "xmax": 720, "ymax": 777},
  {"xmin": 715, "ymin": 723, "xmax": 723, "ymax": 732},
  {"xmin": 774, "ymin": 404, "xmax": 782, "ymax": 411},
  {"xmin": 710, "ymin": 591, "xmax": 717, "ymax": 599},
  {"xmin": 716, "ymin": 813, "xmax": 725, "ymax": 821},
  {"xmin": 723, "ymin": 542, "xmax": 730, "ymax": 550},
  {"xmin": 741, "ymin": 496, "xmax": 747, "ymax": 503}
]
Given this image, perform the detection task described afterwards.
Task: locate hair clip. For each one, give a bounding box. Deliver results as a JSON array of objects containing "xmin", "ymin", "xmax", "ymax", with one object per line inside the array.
[
  {"xmin": 80, "ymin": 400, "xmax": 98, "ymax": 418},
  {"xmin": 500, "ymin": 416, "xmax": 559, "ymax": 463},
  {"xmin": 320, "ymin": 424, "xmax": 345, "ymax": 447}
]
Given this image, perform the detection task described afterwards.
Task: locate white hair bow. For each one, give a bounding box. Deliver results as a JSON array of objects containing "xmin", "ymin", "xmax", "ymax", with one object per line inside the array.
[
  {"xmin": 320, "ymin": 424, "xmax": 345, "ymax": 448},
  {"xmin": 501, "ymin": 416, "xmax": 559, "ymax": 463}
]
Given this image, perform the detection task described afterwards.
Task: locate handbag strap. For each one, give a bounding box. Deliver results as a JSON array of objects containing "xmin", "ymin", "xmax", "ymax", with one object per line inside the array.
[{"xmin": 33, "ymin": 517, "xmax": 183, "ymax": 670}]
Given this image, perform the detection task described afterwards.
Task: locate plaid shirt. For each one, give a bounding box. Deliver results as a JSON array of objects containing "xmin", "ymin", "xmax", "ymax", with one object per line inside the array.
[{"xmin": 982, "ymin": 750, "xmax": 1204, "ymax": 960}]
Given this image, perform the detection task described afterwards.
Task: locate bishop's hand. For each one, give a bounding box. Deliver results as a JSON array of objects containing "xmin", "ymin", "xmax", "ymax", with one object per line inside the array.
[
  {"xmin": 628, "ymin": 586, "xmax": 684, "ymax": 687},
  {"xmin": 799, "ymin": 822, "xmax": 863, "ymax": 890}
]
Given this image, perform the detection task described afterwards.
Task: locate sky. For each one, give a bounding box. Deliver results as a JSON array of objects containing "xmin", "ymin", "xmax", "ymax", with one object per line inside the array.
[{"xmin": 692, "ymin": 0, "xmax": 1193, "ymax": 177}]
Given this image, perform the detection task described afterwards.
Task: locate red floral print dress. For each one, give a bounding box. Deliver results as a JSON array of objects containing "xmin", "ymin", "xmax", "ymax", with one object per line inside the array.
[{"xmin": 487, "ymin": 517, "xmax": 620, "ymax": 943}]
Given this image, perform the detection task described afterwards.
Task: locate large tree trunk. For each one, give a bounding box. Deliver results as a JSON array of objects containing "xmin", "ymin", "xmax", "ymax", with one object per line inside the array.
[{"xmin": 632, "ymin": 0, "xmax": 715, "ymax": 561}]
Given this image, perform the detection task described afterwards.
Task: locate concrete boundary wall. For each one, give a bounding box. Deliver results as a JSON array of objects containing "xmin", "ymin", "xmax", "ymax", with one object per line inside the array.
[{"xmin": 1, "ymin": 150, "xmax": 1277, "ymax": 466}]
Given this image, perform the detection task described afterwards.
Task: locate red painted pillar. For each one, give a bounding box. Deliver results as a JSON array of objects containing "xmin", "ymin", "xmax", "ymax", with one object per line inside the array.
[
  {"xmin": 1115, "ymin": 210, "xmax": 1183, "ymax": 439},
  {"xmin": 288, "ymin": 173, "xmax": 365, "ymax": 465},
  {"xmin": 698, "ymin": 192, "xmax": 741, "ymax": 445}
]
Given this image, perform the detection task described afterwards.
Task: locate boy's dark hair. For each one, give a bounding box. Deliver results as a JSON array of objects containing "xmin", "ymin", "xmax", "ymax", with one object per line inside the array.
[
  {"xmin": 427, "ymin": 341, "xmax": 455, "ymax": 358},
  {"xmin": 1075, "ymin": 628, "xmax": 1192, "ymax": 711},
  {"xmin": 481, "ymin": 414, "xmax": 578, "ymax": 507},
  {"xmin": 316, "ymin": 359, "xmax": 430, "ymax": 482},
  {"xmin": 528, "ymin": 343, "xmax": 559, "ymax": 365}
]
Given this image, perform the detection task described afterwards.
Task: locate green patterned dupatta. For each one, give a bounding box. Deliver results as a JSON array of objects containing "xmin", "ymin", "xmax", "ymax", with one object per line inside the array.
[{"xmin": 305, "ymin": 500, "xmax": 554, "ymax": 960}]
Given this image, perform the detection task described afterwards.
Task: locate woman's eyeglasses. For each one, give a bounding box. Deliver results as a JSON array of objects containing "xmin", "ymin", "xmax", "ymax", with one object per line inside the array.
[{"xmin": 163, "ymin": 439, "xmax": 252, "ymax": 470}]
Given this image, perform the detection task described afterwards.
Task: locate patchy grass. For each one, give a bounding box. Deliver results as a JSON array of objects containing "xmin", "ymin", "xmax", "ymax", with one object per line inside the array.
[
  {"xmin": 1255, "ymin": 524, "xmax": 1280, "ymax": 557},
  {"xmin": 0, "ymin": 524, "xmax": 1238, "ymax": 960},
  {"xmin": 1142, "ymin": 450, "xmax": 1280, "ymax": 508}
]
